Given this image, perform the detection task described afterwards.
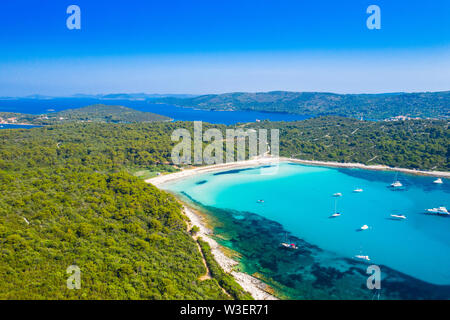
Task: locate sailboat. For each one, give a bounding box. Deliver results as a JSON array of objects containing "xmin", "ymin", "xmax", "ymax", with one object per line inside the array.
[
  {"xmin": 355, "ymin": 255, "xmax": 370, "ymax": 261},
  {"xmin": 329, "ymin": 198, "xmax": 342, "ymax": 218},
  {"xmin": 390, "ymin": 172, "xmax": 403, "ymax": 188},
  {"xmin": 433, "ymin": 178, "xmax": 443, "ymax": 184},
  {"xmin": 390, "ymin": 214, "xmax": 407, "ymax": 220},
  {"xmin": 280, "ymin": 233, "xmax": 298, "ymax": 250}
]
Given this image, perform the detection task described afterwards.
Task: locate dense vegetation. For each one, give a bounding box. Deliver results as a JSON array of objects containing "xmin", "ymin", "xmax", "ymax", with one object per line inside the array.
[
  {"xmin": 0, "ymin": 115, "xmax": 448, "ymax": 299},
  {"xmin": 247, "ymin": 117, "xmax": 449, "ymax": 171},
  {"xmin": 0, "ymin": 104, "xmax": 170, "ymax": 125},
  {"xmin": 0, "ymin": 122, "xmax": 237, "ymax": 300},
  {"xmin": 197, "ymin": 239, "xmax": 253, "ymax": 300},
  {"xmin": 156, "ymin": 91, "xmax": 450, "ymax": 120}
]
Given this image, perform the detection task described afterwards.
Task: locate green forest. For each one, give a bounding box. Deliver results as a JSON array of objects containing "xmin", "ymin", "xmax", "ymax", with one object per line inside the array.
[
  {"xmin": 0, "ymin": 115, "xmax": 448, "ymax": 299},
  {"xmin": 0, "ymin": 122, "xmax": 241, "ymax": 299},
  {"xmin": 156, "ymin": 91, "xmax": 450, "ymax": 120},
  {"xmin": 0, "ymin": 104, "xmax": 171, "ymax": 125}
]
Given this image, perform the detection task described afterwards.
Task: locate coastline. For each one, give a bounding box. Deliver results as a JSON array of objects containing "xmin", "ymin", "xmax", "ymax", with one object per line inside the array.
[
  {"xmin": 182, "ymin": 204, "xmax": 278, "ymax": 300},
  {"xmin": 147, "ymin": 157, "xmax": 450, "ymax": 187},
  {"xmin": 146, "ymin": 157, "xmax": 449, "ymax": 300}
]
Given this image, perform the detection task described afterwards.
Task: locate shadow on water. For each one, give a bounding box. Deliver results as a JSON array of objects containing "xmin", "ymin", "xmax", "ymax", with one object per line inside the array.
[{"xmin": 179, "ymin": 191, "xmax": 450, "ymax": 300}]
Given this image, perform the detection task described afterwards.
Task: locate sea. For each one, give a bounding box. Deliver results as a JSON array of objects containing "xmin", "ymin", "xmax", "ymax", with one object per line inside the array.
[
  {"xmin": 163, "ymin": 162, "xmax": 450, "ymax": 299},
  {"xmin": 0, "ymin": 98, "xmax": 309, "ymax": 126}
]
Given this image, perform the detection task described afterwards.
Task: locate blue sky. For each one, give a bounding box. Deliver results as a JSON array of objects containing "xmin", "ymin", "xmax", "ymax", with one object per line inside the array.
[{"xmin": 0, "ymin": 0, "xmax": 449, "ymax": 96}]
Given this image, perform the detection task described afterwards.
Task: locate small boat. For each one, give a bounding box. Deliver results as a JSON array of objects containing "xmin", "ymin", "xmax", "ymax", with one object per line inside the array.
[
  {"xmin": 280, "ymin": 233, "xmax": 298, "ymax": 250},
  {"xmin": 333, "ymin": 193, "xmax": 342, "ymax": 197},
  {"xmin": 390, "ymin": 181, "xmax": 403, "ymax": 188},
  {"xmin": 257, "ymin": 199, "xmax": 264, "ymax": 203},
  {"xmin": 280, "ymin": 242, "xmax": 299, "ymax": 250},
  {"xmin": 360, "ymin": 225, "xmax": 369, "ymax": 230},
  {"xmin": 425, "ymin": 207, "xmax": 449, "ymax": 216},
  {"xmin": 353, "ymin": 188, "xmax": 363, "ymax": 193},
  {"xmin": 330, "ymin": 213, "xmax": 341, "ymax": 218},
  {"xmin": 433, "ymin": 178, "xmax": 443, "ymax": 184},
  {"xmin": 355, "ymin": 255, "xmax": 370, "ymax": 261},
  {"xmin": 390, "ymin": 172, "xmax": 403, "ymax": 188},
  {"xmin": 329, "ymin": 199, "xmax": 342, "ymax": 218},
  {"xmin": 390, "ymin": 214, "xmax": 407, "ymax": 220}
]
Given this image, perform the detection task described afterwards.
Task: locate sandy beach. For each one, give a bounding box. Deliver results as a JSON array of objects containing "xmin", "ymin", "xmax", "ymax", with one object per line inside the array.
[
  {"xmin": 182, "ymin": 205, "xmax": 277, "ymax": 300},
  {"xmin": 146, "ymin": 157, "xmax": 449, "ymax": 300},
  {"xmin": 147, "ymin": 157, "xmax": 450, "ymax": 187}
]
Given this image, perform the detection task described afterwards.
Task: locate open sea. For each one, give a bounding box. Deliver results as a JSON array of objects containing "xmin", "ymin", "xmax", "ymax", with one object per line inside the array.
[
  {"xmin": 0, "ymin": 98, "xmax": 309, "ymax": 125},
  {"xmin": 163, "ymin": 162, "xmax": 450, "ymax": 299}
]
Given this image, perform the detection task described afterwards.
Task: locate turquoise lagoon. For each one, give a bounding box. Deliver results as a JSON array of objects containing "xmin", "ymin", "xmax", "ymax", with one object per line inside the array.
[{"xmin": 163, "ymin": 162, "xmax": 450, "ymax": 299}]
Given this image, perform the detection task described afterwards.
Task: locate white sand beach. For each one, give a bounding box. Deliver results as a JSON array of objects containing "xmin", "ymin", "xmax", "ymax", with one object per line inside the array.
[
  {"xmin": 182, "ymin": 204, "xmax": 277, "ymax": 300},
  {"xmin": 147, "ymin": 157, "xmax": 450, "ymax": 187}
]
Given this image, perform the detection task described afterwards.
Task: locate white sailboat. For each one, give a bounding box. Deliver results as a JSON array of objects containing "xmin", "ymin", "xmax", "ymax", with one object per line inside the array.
[
  {"xmin": 280, "ymin": 233, "xmax": 298, "ymax": 250},
  {"xmin": 433, "ymin": 178, "xmax": 443, "ymax": 184},
  {"xmin": 355, "ymin": 255, "xmax": 370, "ymax": 261},
  {"xmin": 390, "ymin": 172, "xmax": 403, "ymax": 188},
  {"xmin": 329, "ymin": 198, "xmax": 342, "ymax": 218},
  {"xmin": 390, "ymin": 214, "xmax": 407, "ymax": 220}
]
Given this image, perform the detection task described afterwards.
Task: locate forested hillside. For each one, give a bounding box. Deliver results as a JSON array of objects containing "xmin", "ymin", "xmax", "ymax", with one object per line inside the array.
[
  {"xmin": 0, "ymin": 123, "xmax": 242, "ymax": 299},
  {"xmin": 0, "ymin": 104, "xmax": 171, "ymax": 126},
  {"xmin": 248, "ymin": 117, "xmax": 449, "ymax": 171},
  {"xmin": 156, "ymin": 91, "xmax": 450, "ymax": 120}
]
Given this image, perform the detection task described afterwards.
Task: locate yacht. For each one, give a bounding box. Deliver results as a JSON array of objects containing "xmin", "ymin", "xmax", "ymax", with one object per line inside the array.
[
  {"xmin": 433, "ymin": 178, "xmax": 443, "ymax": 184},
  {"xmin": 390, "ymin": 181, "xmax": 403, "ymax": 188},
  {"xmin": 257, "ymin": 199, "xmax": 264, "ymax": 203},
  {"xmin": 355, "ymin": 255, "xmax": 370, "ymax": 261},
  {"xmin": 425, "ymin": 207, "xmax": 449, "ymax": 216},
  {"xmin": 333, "ymin": 193, "xmax": 342, "ymax": 197},
  {"xmin": 360, "ymin": 225, "xmax": 369, "ymax": 230},
  {"xmin": 390, "ymin": 172, "xmax": 403, "ymax": 188},
  {"xmin": 353, "ymin": 188, "xmax": 363, "ymax": 193},
  {"xmin": 330, "ymin": 213, "xmax": 341, "ymax": 218},
  {"xmin": 329, "ymin": 199, "xmax": 342, "ymax": 218},
  {"xmin": 280, "ymin": 242, "xmax": 299, "ymax": 249},
  {"xmin": 390, "ymin": 214, "xmax": 407, "ymax": 220},
  {"xmin": 280, "ymin": 233, "xmax": 298, "ymax": 250}
]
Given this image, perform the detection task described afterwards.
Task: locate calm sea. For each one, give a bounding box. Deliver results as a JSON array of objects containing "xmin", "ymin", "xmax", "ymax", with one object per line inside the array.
[
  {"xmin": 164, "ymin": 162, "xmax": 450, "ymax": 299},
  {"xmin": 0, "ymin": 98, "xmax": 309, "ymax": 125}
]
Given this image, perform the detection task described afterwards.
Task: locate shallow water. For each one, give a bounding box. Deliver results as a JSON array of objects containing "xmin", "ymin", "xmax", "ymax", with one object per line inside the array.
[{"xmin": 164, "ymin": 162, "xmax": 450, "ymax": 299}]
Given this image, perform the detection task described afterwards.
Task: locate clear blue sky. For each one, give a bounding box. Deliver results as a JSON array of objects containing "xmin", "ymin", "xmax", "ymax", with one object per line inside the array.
[{"xmin": 0, "ymin": 0, "xmax": 449, "ymax": 96}]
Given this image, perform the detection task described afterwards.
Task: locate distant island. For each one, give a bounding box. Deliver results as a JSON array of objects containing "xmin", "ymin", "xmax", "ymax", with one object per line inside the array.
[
  {"xmin": 0, "ymin": 104, "xmax": 171, "ymax": 125},
  {"xmin": 155, "ymin": 91, "xmax": 450, "ymax": 120}
]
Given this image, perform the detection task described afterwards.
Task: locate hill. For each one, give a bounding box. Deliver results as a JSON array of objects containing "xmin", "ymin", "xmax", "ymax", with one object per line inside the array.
[
  {"xmin": 0, "ymin": 122, "xmax": 250, "ymax": 299},
  {"xmin": 156, "ymin": 91, "xmax": 450, "ymax": 120},
  {"xmin": 0, "ymin": 104, "xmax": 171, "ymax": 125}
]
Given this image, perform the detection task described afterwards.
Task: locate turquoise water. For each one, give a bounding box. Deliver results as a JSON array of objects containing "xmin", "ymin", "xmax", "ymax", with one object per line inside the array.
[{"xmin": 164, "ymin": 162, "xmax": 450, "ymax": 299}]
